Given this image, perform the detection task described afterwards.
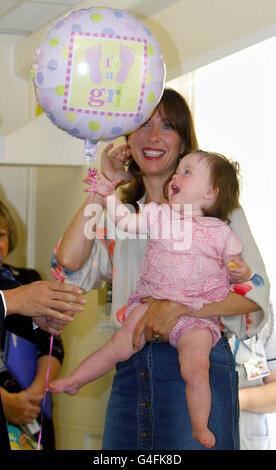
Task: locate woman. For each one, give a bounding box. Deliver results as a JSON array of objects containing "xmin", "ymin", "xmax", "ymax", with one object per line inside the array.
[
  {"xmin": 0, "ymin": 201, "xmax": 64, "ymax": 450},
  {"xmin": 55, "ymin": 88, "xmax": 270, "ymax": 450}
]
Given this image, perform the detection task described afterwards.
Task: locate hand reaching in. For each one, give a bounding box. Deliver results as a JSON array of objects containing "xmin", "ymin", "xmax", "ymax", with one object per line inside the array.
[{"xmin": 3, "ymin": 281, "xmax": 87, "ymax": 335}]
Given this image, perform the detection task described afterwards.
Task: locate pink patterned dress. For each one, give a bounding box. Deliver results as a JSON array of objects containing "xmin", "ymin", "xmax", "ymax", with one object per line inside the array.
[{"xmin": 127, "ymin": 202, "xmax": 243, "ymax": 347}]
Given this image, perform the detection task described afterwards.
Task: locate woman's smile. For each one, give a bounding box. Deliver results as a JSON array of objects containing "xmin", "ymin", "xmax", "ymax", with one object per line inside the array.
[
  {"xmin": 128, "ymin": 109, "xmax": 185, "ymax": 178},
  {"xmin": 142, "ymin": 147, "xmax": 166, "ymax": 160}
]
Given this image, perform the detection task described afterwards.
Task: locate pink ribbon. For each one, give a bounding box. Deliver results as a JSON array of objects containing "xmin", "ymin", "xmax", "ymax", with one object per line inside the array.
[{"xmin": 37, "ymin": 334, "xmax": 53, "ymax": 450}]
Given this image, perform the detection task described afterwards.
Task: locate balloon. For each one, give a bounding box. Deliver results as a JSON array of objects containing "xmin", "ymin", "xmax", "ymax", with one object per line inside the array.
[{"xmin": 32, "ymin": 6, "xmax": 166, "ymax": 164}]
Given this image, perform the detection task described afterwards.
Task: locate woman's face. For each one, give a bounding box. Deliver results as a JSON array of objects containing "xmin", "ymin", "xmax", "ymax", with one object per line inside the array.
[
  {"xmin": 0, "ymin": 220, "xmax": 9, "ymax": 265},
  {"xmin": 128, "ymin": 108, "xmax": 185, "ymax": 179}
]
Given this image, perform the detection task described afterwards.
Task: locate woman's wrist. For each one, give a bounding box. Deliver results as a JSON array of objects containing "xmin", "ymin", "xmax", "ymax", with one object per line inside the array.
[
  {"xmin": 92, "ymin": 191, "xmax": 106, "ymax": 208},
  {"xmin": 0, "ymin": 387, "xmax": 15, "ymax": 416},
  {"xmin": 0, "ymin": 386, "xmax": 10, "ymax": 400},
  {"xmin": 166, "ymin": 299, "xmax": 188, "ymax": 317},
  {"xmin": 2, "ymin": 288, "xmax": 19, "ymax": 315},
  {"xmin": 25, "ymin": 383, "xmax": 44, "ymax": 396},
  {"xmin": 102, "ymin": 169, "xmax": 114, "ymax": 182}
]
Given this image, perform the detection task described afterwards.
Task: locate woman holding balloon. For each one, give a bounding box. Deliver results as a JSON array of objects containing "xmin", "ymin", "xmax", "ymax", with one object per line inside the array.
[{"xmin": 54, "ymin": 88, "xmax": 269, "ymax": 450}]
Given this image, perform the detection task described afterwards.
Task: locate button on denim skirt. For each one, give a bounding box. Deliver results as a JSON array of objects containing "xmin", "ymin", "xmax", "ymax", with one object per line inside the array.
[{"xmin": 102, "ymin": 335, "xmax": 240, "ymax": 450}]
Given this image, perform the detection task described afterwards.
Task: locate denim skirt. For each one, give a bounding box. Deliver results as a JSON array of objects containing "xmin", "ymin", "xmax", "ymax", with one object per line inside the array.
[{"xmin": 102, "ymin": 335, "xmax": 240, "ymax": 450}]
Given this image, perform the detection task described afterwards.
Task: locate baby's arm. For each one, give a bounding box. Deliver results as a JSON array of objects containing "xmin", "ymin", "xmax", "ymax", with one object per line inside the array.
[
  {"xmin": 227, "ymin": 256, "xmax": 252, "ymax": 283},
  {"xmin": 221, "ymin": 225, "xmax": 252, "ymax": 284},
  {"xmin": 84, "ymin": 171, "xmax": 147, "ymax": 235},
  {"xmin": 83, "ymin": 170, "xmax": 120, "ymax": 198}
]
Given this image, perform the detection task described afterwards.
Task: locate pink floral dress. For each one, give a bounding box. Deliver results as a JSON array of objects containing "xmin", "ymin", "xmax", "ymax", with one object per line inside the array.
[{"xmin": 126, "ymin": 203, "xmax": 243, "ymax": 346}]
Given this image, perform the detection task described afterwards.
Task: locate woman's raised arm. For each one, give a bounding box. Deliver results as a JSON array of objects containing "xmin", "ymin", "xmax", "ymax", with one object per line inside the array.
[
  {"xmin": 56, "ymin": 193, "xmax": 103, "ymax": 272},
  {"xmin": 57, "ymin": 142, "xmax": 132, "ymax": 272}
]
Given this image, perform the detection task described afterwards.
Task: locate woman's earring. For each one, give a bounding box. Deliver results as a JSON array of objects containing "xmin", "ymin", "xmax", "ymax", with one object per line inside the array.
[{"xmin": 178, "ymin": 152, "xmax": 185, "ymax": 160}]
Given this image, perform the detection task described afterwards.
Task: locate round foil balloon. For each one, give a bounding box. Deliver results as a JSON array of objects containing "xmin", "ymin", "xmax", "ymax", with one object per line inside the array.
[{"xmin": 32, "ymin": 6, "xmax": 166, "ymax": 163}]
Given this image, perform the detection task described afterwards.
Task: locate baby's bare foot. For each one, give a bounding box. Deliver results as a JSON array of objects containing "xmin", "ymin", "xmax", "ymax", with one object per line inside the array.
[
  {"xmin": 48, "ymin": 377, "xmax": 79, "ymax": 396},
  {"xmin": 192, "ymin": 428, "xmax": 216, "ymax": 448}
]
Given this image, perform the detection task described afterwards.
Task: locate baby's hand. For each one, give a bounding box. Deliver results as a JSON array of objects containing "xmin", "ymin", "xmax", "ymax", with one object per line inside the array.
[
  {"xmin": 83, "ymin": 169, "xmax": 121, "ymax": 197},
  {"xmin": 227, "ymin": 256, "xmax": 252, "ymax": 283}
]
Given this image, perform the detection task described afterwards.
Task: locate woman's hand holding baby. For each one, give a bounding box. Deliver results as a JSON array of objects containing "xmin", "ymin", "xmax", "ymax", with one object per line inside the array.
[{"xmin": 133, "ymin": 297, "xmax": 189, "ymax": 349}]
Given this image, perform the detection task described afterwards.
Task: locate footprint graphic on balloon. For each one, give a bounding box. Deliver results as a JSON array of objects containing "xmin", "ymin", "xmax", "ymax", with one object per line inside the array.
[
  {"xmin": 116, "ymin": 45, "xmax": 136, "ymax": 84},
  {"xmin": 86, "ymin": 45, "xmax": 103, "ymax": 84}
]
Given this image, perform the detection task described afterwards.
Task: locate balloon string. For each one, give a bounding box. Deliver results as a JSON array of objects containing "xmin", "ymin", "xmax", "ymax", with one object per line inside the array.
[
  {"xmin": 37, "ymin": 167, "xmax": 96, "ymax": 450},
  {"xmin": 87, "ymin": 168, "xmax": 96, "ymax": 205},
  {"xmin": 37, "ymin": 334, "xmax": 54, "ymax": 450}
]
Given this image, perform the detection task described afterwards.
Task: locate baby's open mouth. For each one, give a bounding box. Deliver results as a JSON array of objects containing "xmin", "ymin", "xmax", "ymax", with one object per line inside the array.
[{"xmin": 171, "ymin": 184, "xmax": 180, "ymax": 195}]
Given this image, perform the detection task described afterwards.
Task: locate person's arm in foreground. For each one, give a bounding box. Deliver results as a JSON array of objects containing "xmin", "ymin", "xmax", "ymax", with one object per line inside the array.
[
  {"xmin": 239, "ymin": 370, "xmax": 276, "ymax": 413},
  {"xmin": 2, "ymin": 281, "xmax": 86, "ymax": 335},
  {"xmin": 0, "ymin": 386, "xmax": 41, "ymax": 425},
  {"xmin": 0, "ymin": 356, "xmax": 61, "ymax": 425}
]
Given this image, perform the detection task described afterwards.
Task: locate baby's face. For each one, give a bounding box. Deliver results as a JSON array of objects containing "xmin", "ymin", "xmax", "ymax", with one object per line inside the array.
[{"xmin": 168, "ymin": 153, "xmax": 213, "ymax": 213}]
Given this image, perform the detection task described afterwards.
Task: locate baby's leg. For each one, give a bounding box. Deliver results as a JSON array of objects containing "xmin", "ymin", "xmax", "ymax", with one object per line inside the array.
[
  {"xmin": 49, "ymin": 303, "xmax": 148, "ymax": 395},
  {"xmin": 177, "ymin": 327, "xmax": 215, "ymax": 448}
]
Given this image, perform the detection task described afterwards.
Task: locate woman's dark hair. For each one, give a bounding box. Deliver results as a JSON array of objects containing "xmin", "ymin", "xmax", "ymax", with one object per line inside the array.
[
  {"xmin": 120, "ymin": 88, "xmax": 198, "ymax": 207},
  {"xmin": 193, "ymin": 150, "xmax": 241, "ymax": 223},
  {"xmin": 0, "ymin": 201, "xmax": 18, "ymax": 254}
]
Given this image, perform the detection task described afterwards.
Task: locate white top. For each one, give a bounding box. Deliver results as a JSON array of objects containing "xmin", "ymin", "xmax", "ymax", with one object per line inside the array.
[{"xmin": 59, "ymin": 204, "xmax": 270, "ymax": 340}]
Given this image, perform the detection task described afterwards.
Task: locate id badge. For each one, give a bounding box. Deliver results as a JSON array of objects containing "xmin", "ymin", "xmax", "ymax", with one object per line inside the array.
[{"xmin": 244, "ymin": 354, "xmax": 270, "ymax": 381}]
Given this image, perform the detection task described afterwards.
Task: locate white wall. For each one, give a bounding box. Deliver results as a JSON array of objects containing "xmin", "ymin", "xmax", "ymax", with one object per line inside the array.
[
  {"xmin": 0, "ymin": 165, "xmax": 31, "ymax": 266},
  {"xmin": 0, "ymin": 35, "xmax": 29, "ymax": 136}
]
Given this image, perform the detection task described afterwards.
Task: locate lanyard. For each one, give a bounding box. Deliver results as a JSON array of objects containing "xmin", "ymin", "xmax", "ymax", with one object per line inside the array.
[{"xmin": 233, "ymin": 337, "xmax": 258, "ymax": 365}]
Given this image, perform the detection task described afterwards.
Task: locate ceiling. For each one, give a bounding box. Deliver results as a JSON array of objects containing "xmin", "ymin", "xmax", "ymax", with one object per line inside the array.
[
  {"xmin": 0, "ymin": 0, "xmax": 182, "ymax": 37},
  {"xmin": 0, "ymin": 0, "xmax": 85, "ymax": 35}
]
